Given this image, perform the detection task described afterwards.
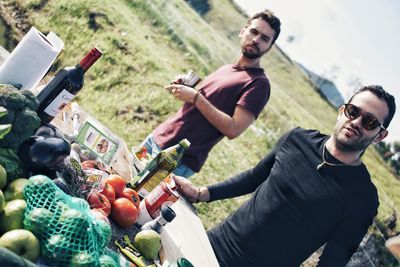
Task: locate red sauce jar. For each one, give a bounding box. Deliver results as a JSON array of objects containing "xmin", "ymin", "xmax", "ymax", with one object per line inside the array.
[{"xmin": 137, "ymin": 175, "xmax": 180, "ymax": 225}]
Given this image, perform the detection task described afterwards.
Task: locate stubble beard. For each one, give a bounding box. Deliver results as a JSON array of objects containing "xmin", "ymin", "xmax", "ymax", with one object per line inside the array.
[
  {"xmin": 333, "ymin": 124, "xmax": 375, "ymax": 152},
  {"xmin": 242, "ymin": 44, "xmax": 265, "ymax": 59},
  {"xmin": 243, "ymin": 50, "xmax": 262, "ymax": 59}
]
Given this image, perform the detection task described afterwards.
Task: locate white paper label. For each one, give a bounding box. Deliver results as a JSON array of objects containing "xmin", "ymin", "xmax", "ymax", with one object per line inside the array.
[{"xmin": 44, "ymin": 89, "xmax": 74, "ymax": 116}]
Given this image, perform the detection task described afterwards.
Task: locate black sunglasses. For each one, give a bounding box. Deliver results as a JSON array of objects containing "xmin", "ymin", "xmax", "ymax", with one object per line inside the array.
[{"xmin": 344, "ymin": 103, "xmax": 385, "ymax": 131}]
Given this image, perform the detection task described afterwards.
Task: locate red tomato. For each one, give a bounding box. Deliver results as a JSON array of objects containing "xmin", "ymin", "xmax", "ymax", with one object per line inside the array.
[
  {"xmin": 110, "ymin": 198, "xmax": 139, "ymax": 228},
  {"xmin": 106, "ymin": 174, "xmax": 126, "ymax": 197},
  {"xmin": 121, "ymin": 188, "xmax": 140, "ymax": 209},
  {"xmin": 100, "ymin": 182, "xmax": 116, "ymax": 203},
  {"xmin": 87, "ymin": 191, "xmax": 111, "ymax": 216}
]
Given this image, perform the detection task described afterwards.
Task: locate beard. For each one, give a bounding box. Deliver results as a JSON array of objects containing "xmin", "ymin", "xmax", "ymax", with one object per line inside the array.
[
  {"xmin": 333, "ymin": 123, "xmax": 377, "ymax": 152},
  {"xmin": 242, "ymin": 44, "xmax": 265, "ymax": 59}
]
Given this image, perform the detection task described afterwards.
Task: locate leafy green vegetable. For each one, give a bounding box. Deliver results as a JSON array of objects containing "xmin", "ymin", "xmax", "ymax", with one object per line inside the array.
[
  {"xmin": 0, "ymin": 148, "xmax": 24, "ymax": 181},
  {"xmin": 0, "ymin": 106, "xmax": 7, "ymax": 117},
  {"xmin": 0, "ymin": 84, "xmax": 40, "ymax": 149},
  {"xmin": 0, "ymin": 107, "xmax": 12, "ymax": 139},
  {"xmin": 0, "ymin": 125, "xmax": 12, "ymax": 139}
]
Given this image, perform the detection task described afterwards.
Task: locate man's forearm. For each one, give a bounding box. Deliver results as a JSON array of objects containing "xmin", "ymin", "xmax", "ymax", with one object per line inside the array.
[
  {"xmin": 194, "ymin": 93, "xmax": 252, "ymax": 139},
  {"xmin": 165, "ymin": 83, "xmax": 254, "ymax": 139}
]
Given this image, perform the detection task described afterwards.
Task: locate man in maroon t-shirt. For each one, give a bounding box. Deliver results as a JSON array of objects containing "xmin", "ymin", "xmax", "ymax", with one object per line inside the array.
[{"xmin": 141, "ymin": 10, "xmax": 281, "ymax": 177}]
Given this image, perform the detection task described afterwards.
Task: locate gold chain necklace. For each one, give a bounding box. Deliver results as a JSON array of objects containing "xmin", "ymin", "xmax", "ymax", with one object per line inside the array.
[{"xmin": 317, "ymin": 144, "xmax": 351, "ymax": 170}]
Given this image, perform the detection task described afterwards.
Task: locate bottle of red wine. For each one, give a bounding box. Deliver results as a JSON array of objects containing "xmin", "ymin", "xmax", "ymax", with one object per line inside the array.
[{"xmin": 37, "ymin": 47, "xmax": 102, "ymax": 124}]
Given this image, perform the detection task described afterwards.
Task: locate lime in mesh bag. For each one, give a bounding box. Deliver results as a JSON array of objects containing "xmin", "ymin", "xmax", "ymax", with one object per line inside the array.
[{"xmin": 23, "ymin": 175, "xmax": 128, "ymax": 267}]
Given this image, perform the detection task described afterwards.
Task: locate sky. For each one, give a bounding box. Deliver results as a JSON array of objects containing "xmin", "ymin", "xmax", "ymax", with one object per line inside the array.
[{"xmin": 234, "ymin": 0, "xmax": 399, "ymax": 142}]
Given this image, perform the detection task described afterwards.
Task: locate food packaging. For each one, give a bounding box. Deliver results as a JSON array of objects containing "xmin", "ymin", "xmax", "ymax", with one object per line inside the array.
[{"xmin": 50, "ymin": 102, "xmax": 134, "ymax": 182}]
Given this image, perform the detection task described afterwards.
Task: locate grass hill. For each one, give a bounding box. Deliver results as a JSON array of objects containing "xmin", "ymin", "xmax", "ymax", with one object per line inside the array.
[{"xmin": 1, "ymin": 0, "xmax": 400, "ymax": 265}]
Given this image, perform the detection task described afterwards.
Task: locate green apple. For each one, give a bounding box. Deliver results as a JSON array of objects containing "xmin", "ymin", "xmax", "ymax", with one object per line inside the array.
[
  {"xmin": 134, "ymin": 229, "xmax": 162, "ymax": 260},
  {"xmin": 54, "ymin": 201, "xmax": 70, "ymax": 216},
  {"xmin": 4, "ymin": 178, "xmax": 28, "ymax": 201},
  {"xmin": 0, "ymin": 199, "xmax": 27, "ymax": 233},
  {"xmin": 24, "ymin": 207, "xmax": 54, "ymax": 237},
  {"xmin": 59, "ymin": 208, "xmax": 86, "ymax": 224},
  {"xmin": 0, "ymin": 229, "xmax": 40, "ymax": 262},
  {"xmin": 42, "ymin": 234, "xmax": 69, "ymax": 262},
  {"xmin": 0, "ymin": 164, "xmax": 6, "ymax": 189},
  {"xmin": 0, "ymin": 189, "xmax": 4, "ymax": 213},
  {"xmin": 23, "ymin": 175, "xmax": 56, "ymax": 201},
  {"xmin": 59, "ymin": 208, "xmax": 89, "ymax": 234},
  {"xmin": 70, "ymin": 251, "xmax": 95, "ymax": 267},
  {"xmin": 70, "ymin": 197, "xmax": 90, "ymax": 210},
  {"xmin": 93, "ymin": 218, "xmax": 112, "ymax": 249},
  {"xmin": 99, "ymin": 254, "xmax": 117, "ymax": 267}
]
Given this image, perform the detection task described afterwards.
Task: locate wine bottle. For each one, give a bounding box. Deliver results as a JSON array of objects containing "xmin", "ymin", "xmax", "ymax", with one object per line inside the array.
[{"xmin": 37, "ymin": 47, "xmax": 102, "ymax": 124}]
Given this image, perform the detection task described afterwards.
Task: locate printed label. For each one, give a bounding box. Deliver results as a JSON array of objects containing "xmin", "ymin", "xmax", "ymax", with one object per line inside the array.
[
  {"xmin": 146, "ymin": 184, "xmax": 166, "ymax": 206},
  {"xmin": 44, "ymin": 89, "xmax": 74, "ymax": 116},
  {"xmin": 141, "ymin": 169, "xmax": 170, "ymax": 195},
  {"xmin": 76, "ymin": 121, "xmax": 119, "ymax": 164}
]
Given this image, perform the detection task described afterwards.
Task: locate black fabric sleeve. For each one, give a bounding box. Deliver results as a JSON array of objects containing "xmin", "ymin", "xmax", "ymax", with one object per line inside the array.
[
  {"xmin": 317, "ymin": 213, "xmax": 376, "ymax": 267},
  {"xmin": 207, "ymin": 129, "xmax": 295, "ymax": 201}
]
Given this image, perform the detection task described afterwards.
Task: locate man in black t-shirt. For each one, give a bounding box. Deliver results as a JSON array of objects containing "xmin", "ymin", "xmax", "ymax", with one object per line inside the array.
[{"xmin": 174, "ymin": 85, "xmax": 396, "ymax": 267}]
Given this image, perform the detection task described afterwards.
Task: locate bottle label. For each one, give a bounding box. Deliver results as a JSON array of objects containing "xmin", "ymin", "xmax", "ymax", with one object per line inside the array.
[
  {"xmin": 146, "ymin": 183, "xmax": 168, "ymax": 206},
  {"xmin": 75, "ymin": 121, "xmax": 119, "ymax": 164},
  {"xmin": 138, "ymin": 169, "xmax": 170, "ymax": 198},
  {"xmin": 144, "ymin": 181, "xmax": 179, "ymax": 219},
  {"xmin": 131, "ymin": 142, "xmax": 187, "ymax": 198},
  {"xmin": 44, "ymin": 89, "xmax": 74, "ymax": 116}
]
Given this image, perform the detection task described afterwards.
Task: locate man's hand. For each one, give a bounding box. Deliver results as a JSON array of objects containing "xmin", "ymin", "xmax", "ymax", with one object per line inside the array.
[
  {"xmin": 171, "ymin": 74, "xmax": 186, "ymax": 85},
  {"xmin": 165, "ymin": 84, "xmax": 197, "ymax": 104},
  {"xmin": 172, "ymin": 174, "xmax": 210, "ymax": 203},
  {"xmin": 166, "ymin": 74, "xmax": 256, "ymax": 140}
]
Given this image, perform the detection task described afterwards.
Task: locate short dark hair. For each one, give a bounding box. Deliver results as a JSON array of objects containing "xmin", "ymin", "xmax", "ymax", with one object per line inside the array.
[
  {"xmin": 248, "ymin": 10, "xmax": 281, "ymax": 45},
  {"xmin": 348, "ymin": 85, "xmax": 396, "ymax": 129}
]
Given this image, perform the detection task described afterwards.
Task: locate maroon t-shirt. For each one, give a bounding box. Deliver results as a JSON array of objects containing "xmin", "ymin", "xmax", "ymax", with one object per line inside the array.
[{"xmin": 153, "ymin": 64, "xmax": 270, "ymax": 172}]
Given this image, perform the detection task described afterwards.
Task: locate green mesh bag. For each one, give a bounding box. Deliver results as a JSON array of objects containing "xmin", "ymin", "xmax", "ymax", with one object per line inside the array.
[{"xmin": 22, "ymin": 174, "xmax": 127, "ymax": 267}]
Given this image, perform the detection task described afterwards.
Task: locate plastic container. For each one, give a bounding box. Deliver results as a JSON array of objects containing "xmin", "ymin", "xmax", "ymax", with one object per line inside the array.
[
  {"xmin": 140, "ymin": 205, "xmax": 176, "ymax": 233},
  {"xmin": 136, "ymin": 177, "xmax": 180, "ymax": 225}
]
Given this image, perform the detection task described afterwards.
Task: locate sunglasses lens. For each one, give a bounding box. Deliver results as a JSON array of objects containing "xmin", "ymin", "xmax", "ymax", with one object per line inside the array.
[
  {"xmin": 362, "ymin": 115, "xmax": 379, "ymax": 130},
  {"xmin": 345, "ymin": 104, "xmax": 360, "ymax": 119}
]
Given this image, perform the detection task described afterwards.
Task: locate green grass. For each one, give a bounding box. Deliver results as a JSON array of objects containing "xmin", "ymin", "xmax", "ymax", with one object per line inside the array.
[{"xmin": 14, "ymin": 0, "xmax": 400, "ymax": 236}]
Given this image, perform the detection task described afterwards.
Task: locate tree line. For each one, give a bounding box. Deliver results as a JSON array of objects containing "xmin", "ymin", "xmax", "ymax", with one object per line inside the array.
[{"xmin": 375, "ymin": 141, "xmax": 400, "ymax": 176}]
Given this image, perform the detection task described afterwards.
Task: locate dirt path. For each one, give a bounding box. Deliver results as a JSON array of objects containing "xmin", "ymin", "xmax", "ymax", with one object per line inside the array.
[{"xmin": 0, "ymin": 0, "xmax": 31, "ymax": 47}]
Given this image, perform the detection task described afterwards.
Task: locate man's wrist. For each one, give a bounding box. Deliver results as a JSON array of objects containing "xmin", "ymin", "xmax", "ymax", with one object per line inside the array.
[
  {"xmin": 195, "ymin": 187, "xmax": 202, "ymax": 203},
  {"xmin": 195, "ymin": 186, "xmax": 210, "ymax": 203},
  {"xmin": 192, "ymin": 90, "xmax": 201, "ymax": 105}
]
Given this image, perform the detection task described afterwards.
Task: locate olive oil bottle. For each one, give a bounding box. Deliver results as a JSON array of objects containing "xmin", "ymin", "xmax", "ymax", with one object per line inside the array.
[{"xmin": 129, "ymin": 139, "xmax": 190, "ymax": 198}]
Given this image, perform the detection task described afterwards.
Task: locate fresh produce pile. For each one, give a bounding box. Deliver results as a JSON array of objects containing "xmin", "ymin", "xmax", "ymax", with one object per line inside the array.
[
  {"xmin": 23, "ymin": 175, "xmax": 119, "ymax": 267},
  {"xmin": 87, "ymin": 174, "xmax": 140, "ymax": 228},
  {"xmin": 0, "ymin": 84, "xmax": 71, "ymax": 181},
  {"xmin": 0, "ymin": 84, "xmax": 40, "ymax": 181},
  {"xmin": 0, "ymin": 84, "xmax": 166, "ymax": 266},
  {"xmin": 0, "ymin": 91, "xmax": 43, "ymax": 265},
  {"xmin": 115, "ymin": 231, "xmax": 162, "ymax": 267},
  {"xmin": 0, "ymin": 176, "xmax": 39, "ymax": 263}
]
